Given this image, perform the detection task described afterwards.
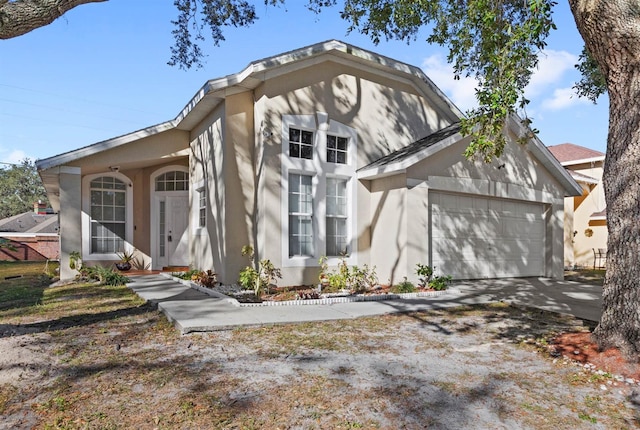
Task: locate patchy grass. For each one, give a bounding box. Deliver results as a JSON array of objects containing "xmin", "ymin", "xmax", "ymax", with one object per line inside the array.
[
  {"xmin": 564, "ymin": 269, "xmax": 605, "ymax": 285},
  {"xmin": 0, "ymin": 262, "xmax": 637, "ymax": 429},
  {"xmin": 0, "ymin": 261, "xmax": 58, "ymax": 311}
]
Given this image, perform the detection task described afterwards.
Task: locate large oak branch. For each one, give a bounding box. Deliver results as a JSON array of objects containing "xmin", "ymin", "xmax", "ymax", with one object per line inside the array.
[{"xmin": 0, "ymin": 0, "xmax": 107, "ymax": 39}]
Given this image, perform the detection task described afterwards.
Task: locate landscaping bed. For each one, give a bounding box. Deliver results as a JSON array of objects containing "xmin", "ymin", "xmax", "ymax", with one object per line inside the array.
[{"xmin": 171, "ymin": 274, "xmax": 451, "ymax": 306}]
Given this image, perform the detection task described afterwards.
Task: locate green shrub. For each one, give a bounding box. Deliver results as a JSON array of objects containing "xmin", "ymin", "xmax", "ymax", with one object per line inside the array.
[
  {"xmin": 319, "ymin": 256, "xmax": 378, "ymax": 293},
  {"xmin": 391, "ymin": 279, "xmax": 417, "ymax": 294},
  {"xmin": 173, "ymin": 269, "xmax": 200, "ymax": 280},
  {"xmin": 237, "ymin": 245, "xmax": 282, "ymax": 296},
  {"xmin": 238, "ymin": 266, "xmax": 258, "ymax": 290},
  {"xmin": 415, "ymin": 263, "xmax": 434, "ymax": 288},
  {"xmin": 429, "ymin": 275, "xmax": 452, "ymax": 291},
  {"xmin": 79, "ymin": 265, "xmax": 129, "ymax": 286}
]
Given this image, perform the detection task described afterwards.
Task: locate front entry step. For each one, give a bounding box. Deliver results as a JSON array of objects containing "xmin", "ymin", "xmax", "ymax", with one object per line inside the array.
[{"xmin": 162, "ymin": 266, "xmax": 190, "ymax": 272}]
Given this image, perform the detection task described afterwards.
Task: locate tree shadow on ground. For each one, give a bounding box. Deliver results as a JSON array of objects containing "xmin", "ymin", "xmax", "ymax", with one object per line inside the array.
[{"xmin": 0, "ymin": 302, "xmax": 155, "ymax": 338}]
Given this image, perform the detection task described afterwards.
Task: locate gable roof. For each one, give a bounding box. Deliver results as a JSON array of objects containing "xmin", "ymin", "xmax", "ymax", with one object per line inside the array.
[
  {"xmin": 358, "ymin": 115, "xmax": 583, "ymax": 197},
  {"xmin": 547, "ymin": 143, "xmax": 605, "ymax": 166},
  {"xmin": 36, "ymin": 40, "xmax": 463, "ymax": 172}
]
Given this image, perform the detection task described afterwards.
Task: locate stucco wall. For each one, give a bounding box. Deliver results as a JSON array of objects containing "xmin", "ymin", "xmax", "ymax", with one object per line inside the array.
[
  {"xmin": 190, "ymin": 103, "xmax": 226, "ymax": 279},
  {"xmin": 566, "ymin": 163, "xmax": 607, "ymax": 268},
  {"xmin": 251, "ymin": 61, "xmax": 455, "ymax": 286}
]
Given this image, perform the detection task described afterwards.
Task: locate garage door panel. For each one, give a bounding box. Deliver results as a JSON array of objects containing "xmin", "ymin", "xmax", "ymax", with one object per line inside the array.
[{"xmin": 431, "ymin": 193, "xmax": 545, "ymax": 279}]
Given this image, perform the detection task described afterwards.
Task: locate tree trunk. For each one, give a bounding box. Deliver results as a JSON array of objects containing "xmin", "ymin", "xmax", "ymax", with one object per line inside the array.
[
  {"xmin": 569, "ymin": 0, "xmax": 640, "ymax": 359},
  {"xmin": 0, "ymin": 0, "xmax": 107, "ymax": 39}
]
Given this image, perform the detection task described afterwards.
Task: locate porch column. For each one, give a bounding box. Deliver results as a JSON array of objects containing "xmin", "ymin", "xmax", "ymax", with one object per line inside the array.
[{"xmin": 59, "ymin": 166, "xmax": 82, "ymax": 281}]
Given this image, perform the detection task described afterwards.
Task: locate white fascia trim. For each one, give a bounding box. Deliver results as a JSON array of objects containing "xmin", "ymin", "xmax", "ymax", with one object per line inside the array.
[
  {"xmin": 357, "ymin": 132, "xmax": 463, "ymax": 180},
  {"xmin": 590, "ymin": 215, "xmax": 607, "ymax": 221},
  {"xmin": 36, "ymin": 121, "xmax": 177, "ymax": 171},
  {"xmin": 0, "ymin": 232, "xmax": 58, "ymax": 238},
  {"xmin": 507, "ymin": 116, "xmax": 583, "ymax": 197},
  {"xmin": 570, "ymin": 174, "xmax": 599, "ymax": 185},
  {"xmin": 560, "ymin": 156, "xmax": 605, "ymax": 166}
]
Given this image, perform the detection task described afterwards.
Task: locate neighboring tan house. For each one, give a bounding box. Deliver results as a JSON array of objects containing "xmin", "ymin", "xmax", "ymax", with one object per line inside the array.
[
  {"xmin": 36, "ymin": 40, "xmax": 581, "ymax": 284},
  {"xmin": 547, "ymin": 143, "xmax": 607, "ymax": 268},
  {"xmin": 0, "ymin": 202, "xmax": 59, "ymax": 261}
]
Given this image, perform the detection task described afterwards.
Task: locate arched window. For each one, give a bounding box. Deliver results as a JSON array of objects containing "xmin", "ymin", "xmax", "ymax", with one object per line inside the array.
[
  {"xmin": 89, "ymin": 176, "xmax": 127, "ymax": 253},
  {"xmin": 155, "ymin": 171, "xmax": 189, "ymax": 191}
]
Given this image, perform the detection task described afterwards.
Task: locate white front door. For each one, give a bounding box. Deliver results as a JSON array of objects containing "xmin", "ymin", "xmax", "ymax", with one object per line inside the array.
[{"xmin": 166, "ymin": 195, "xmax": 189, "ymax": 267}]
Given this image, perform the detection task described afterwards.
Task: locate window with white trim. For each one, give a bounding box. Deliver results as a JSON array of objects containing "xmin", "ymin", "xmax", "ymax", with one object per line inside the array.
[
  {"xmin": 289, "ymin": 127, "xmax": 314, "ymax": 159},
  {"xmin": 288, "ymin": 173, "xmax": 314, "ymax": 256},
  {"xmin": 327, "ymin": 134, "xmax": 348, "ymax": 164},
  {"xmin": 198, "ymin": 188, "xmax": 206, "ymax": 228},
  {"xmin": 282, "ymin": 113, "xmax": 357, "ymax": 267},
  {"xmin": 89, "ymin": 176, "xmax": 126, "ymax": 253},
  {"xmin": 155, "ymin": 170, "xmax": 189, "ymax": 191},
  {"xmin": 326, "ymin": 178, "xmax": 348, "ymax": 256}
]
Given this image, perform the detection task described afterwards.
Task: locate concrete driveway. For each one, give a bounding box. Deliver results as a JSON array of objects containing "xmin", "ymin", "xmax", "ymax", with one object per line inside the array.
[{"xmin": 127, "ymin": 275, "xmax": 602, "ymax": 333}]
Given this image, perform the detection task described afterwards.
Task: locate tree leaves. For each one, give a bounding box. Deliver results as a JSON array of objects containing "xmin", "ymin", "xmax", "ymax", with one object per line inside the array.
[{"xmin": 0, "ymin": 159, "xmax": 49, "ymax": 219}]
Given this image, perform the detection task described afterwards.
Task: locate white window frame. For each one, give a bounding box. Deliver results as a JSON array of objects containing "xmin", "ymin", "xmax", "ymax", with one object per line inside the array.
[
  {"xmin": 198, "ymin": 186, "xmax": 206, "ymax": 228},
  {"xmin": 81, "ymin": 172, "xmax": 134, "ymax": 261},
  {"xmin": 325, "ymin": 176, "xmax": 349, "ymax": 256},
  {"xmin": 288, "ymin": 173, "xmax": 315, "ymax": 257},
  {"xmin": 281, "ymin": 112, "xmax": 358, "ymax": 268}
]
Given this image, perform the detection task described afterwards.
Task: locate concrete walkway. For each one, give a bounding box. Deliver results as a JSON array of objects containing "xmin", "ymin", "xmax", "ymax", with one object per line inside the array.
[{"xmin": 127, "ymin": 275, "xmax": 602, "ymax": 333}]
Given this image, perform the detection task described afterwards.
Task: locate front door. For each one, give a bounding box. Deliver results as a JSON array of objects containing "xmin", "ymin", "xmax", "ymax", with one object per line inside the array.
[{"xmin": 165, "ymin": 195, "xmax": 189, "ymax": 267}]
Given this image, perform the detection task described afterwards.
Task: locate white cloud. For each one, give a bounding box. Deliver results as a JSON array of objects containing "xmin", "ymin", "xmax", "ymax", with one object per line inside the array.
[
  {"xmin": 421, "ymin": 54, "xmax": 479, "ymax": 112},
  {"xmin": 541, "ymin": 87, "xmax": 588, "ymax": 111},
  {"xmin": 526, "ymin": 49, "xmax": 578, "ymax": 98},
  {"xmin": 1, "ymin": 149, "xmax": 29, "ymax": 165},
  {"xmin": 422, "ymin": 49, "xmax": 583, "ymax": 115}
]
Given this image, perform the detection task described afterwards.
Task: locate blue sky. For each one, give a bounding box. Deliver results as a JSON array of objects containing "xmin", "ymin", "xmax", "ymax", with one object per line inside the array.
[{"xmin": 0, "ymin": 0, "xmax": 609, "ymax": 165}]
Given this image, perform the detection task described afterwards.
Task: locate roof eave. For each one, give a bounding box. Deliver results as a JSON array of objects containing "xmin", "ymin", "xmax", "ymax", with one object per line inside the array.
[
  {"xmin": 560, "ymin": 155, "xmax": 606, "ymax": 166},
  {"xmin": 35, "ymin": 120, "xmax": 177, "ymax": 171}
]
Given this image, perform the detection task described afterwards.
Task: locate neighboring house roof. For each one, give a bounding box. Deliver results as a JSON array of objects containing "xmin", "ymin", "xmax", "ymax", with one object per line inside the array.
[
  {"xmin": 547, "ymin": 143, "xmax": 605, "ymax": 166},
  {"xmin": 0, "ymin": 211, "xmax": 59, "ymax": 234}
]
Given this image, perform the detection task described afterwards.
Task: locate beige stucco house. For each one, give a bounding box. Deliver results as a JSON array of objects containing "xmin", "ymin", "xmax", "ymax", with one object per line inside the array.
[
  {"xmin": 547, "ymin": 143, "xmax": 607, "ymax": 268},
  {"xmin": 37, "ymin": 40, "xmax": 581, "ymax": 285}
]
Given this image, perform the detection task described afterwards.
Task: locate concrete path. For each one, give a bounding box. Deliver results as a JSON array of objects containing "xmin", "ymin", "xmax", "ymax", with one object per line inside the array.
[{"xmin": 127, "ymin": 275, "xmax": 602, "ymax": 333}]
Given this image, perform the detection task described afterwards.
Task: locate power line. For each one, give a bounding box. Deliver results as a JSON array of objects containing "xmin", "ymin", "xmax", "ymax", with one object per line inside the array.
[{"xmin": 0, "ymin": 83, "xmax": 165, "ymax": 116}]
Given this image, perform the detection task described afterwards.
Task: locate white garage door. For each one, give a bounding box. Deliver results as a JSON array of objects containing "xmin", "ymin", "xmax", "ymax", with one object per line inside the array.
[{"xmin": 431, "ymin": 192, "xmax": 545, "ymax": 279}]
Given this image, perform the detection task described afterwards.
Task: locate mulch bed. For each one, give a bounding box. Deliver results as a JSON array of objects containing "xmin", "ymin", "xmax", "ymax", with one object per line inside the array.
[{"xmin": 550, "ymin": 331, "xmax": 640, "ymax": 381}]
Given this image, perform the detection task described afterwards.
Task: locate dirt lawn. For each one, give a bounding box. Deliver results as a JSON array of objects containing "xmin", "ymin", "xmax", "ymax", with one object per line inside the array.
[{"xmin": 1, "ymin": 265, "xmax": 639, "ymax": 429}]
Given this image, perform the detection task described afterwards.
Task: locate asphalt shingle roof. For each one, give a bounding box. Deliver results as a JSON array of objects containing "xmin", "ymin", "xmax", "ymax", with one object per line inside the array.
[
  {"xmin": 547, "ymin": 143, "xmax": 604, "ymax": 163},
  {"xmin": 360, "ymin": 122, "xmax": 461, "ymax": 171},
  {"xmin": 0, "ymin": 211, "xmax": 58, "ymax": 234}
]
